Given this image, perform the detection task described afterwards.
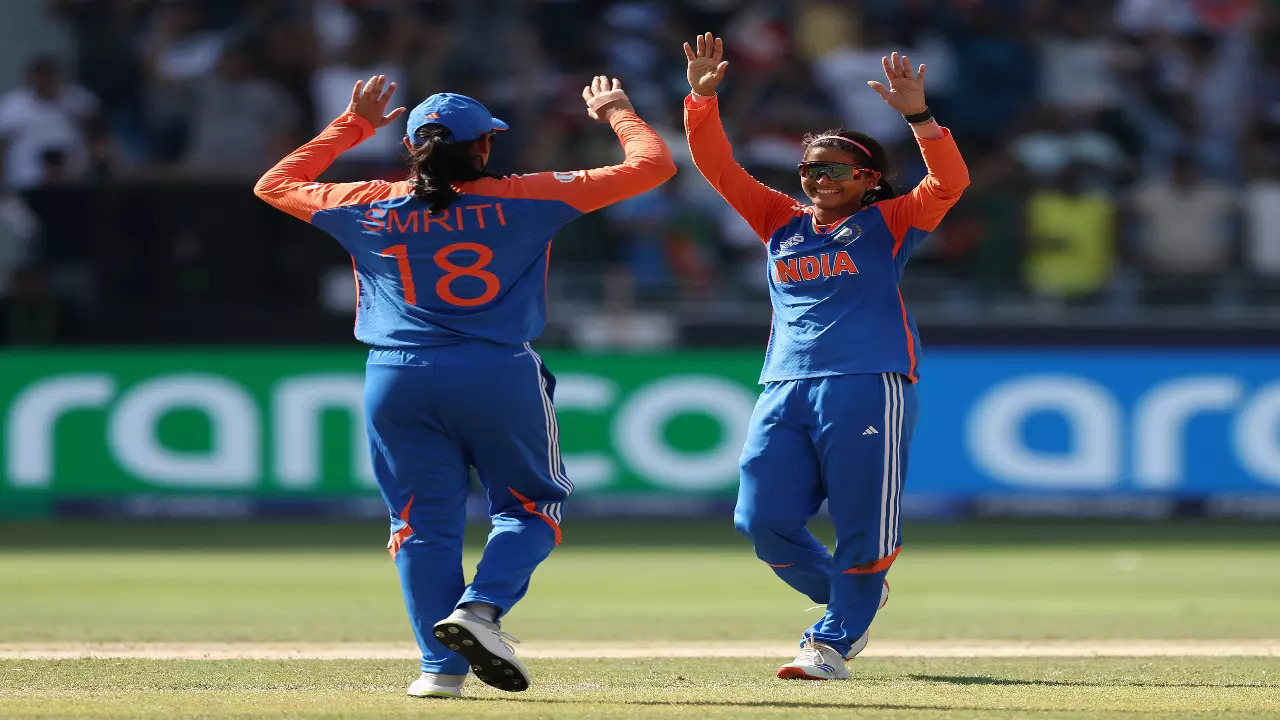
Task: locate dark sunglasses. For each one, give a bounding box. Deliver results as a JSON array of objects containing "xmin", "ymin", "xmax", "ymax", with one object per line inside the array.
[{"xmin": 798, "ymin": 161, "xmax": 877, "ymax": 182}]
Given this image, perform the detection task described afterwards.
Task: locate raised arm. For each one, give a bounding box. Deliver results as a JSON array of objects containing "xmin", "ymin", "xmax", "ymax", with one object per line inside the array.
[
  {"xmin": 464, "ymin": 76, "xmax": 676, "ymax": 213},
  {"xmin": 683, "ymin": 33, "xmax": 801, "ymax": 241},
  {"xmin": 253, "ymin": 75, "xmax": 407, "ymax": 222},
  {"xmin": 865, "ymin": 52, "xmax": 971, "ymax": 256}
]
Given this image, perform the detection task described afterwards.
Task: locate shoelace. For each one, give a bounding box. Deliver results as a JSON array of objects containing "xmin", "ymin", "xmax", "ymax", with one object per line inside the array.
[
  {"xmin": 494, "ymin": 628, "xmax": 521, "ymax": 654},
  {"xmin": 798, "ymin": 633, "xmax": 827, "ymax": 665}
]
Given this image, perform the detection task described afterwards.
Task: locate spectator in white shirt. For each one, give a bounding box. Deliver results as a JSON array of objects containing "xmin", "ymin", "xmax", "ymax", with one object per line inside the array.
[
  {"xmin": 1039, "ymin": 9, "xmax": 1120, "ymax": 114},
  {"xmin": 1129, "ymin": 152, "xmax": 1238, "ymax": 278},
  {"xmin": 0, "ymin": 56, "xmax": 100, "ymax": 192}
]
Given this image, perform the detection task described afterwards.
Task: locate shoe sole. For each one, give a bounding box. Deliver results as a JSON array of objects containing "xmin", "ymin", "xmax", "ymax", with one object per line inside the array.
[
  {"xmin": 777, "ymin": 666, "xmax": 844, "ymax": 680},
  {"xmin": 433, "ymin": 622, "xmax": 530, "ymax": 692}
]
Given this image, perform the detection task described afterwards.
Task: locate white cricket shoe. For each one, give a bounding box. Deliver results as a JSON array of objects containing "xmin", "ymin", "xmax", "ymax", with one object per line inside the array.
[
  {"xmin": 407, "ymin": 672, "xmax": 465, "ymax": 698},
  {"xmin": 433, "ymin": 608, "xmax": 531, "ymax": 692},
  {"xmin": 844, "ymin": 579, "xmax": 891, "ymax": 660},
  {"xmin": 778, "ymin": 637, "xmax": 850, "ymax": 680}
]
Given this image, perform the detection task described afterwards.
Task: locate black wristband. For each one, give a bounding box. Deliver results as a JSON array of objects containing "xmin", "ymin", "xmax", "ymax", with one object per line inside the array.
[{"xmin": 903, "ymin": 107, "xmax": 933, "ymax": 125}]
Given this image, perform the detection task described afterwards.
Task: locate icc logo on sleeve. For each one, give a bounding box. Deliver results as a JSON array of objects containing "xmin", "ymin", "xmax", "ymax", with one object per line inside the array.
[{"xmin": 553, "ymin": 171, "xmax": 585, "ymax": 183}]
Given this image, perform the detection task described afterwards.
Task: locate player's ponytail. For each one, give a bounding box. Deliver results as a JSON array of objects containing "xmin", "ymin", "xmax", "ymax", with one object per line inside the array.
[
  {"xmin": 802, "ymin": 129, "xmax": 896, "ymax": 206},
  {"xmin": 407, "ymin": 125, "xmax": 501, "ymax": 214}
]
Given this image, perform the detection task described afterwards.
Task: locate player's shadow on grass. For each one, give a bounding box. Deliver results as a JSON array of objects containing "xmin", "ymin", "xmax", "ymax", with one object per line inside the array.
[{"xmin": 911, "ymin": 674, "xmax": 1271, "ymax": 689}]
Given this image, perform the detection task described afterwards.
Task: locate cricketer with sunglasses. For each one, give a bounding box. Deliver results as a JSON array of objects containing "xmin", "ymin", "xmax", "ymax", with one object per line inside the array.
[{"xmin": 683, "ymin": 33, "xmax": 970, "ymax": 680}]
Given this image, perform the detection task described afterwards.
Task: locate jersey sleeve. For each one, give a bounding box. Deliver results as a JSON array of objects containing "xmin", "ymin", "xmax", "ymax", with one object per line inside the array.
[
  {"xmin": 463, "ymin": 110, "xmax": 676, "ymax": 214},
  {"xmin": 876, "ymin": 128, "xmax": 971, "ymax": 258},
  {"xmin": 684, "ymin": 93, "xmax": 802, "ymax": 242},
  {"xmin": 253, "ymin": 111, "xmax": 407, "ymax": 222}
]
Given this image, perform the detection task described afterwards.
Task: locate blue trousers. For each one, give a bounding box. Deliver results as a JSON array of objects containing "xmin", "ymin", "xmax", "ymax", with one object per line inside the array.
[
  {"xmin": 365, "ymin": 342, "xmax": 572, "ymax": 675},
  {"xmin": 735, "ymin": 372, "xmax": 916, "ymax": 656}
]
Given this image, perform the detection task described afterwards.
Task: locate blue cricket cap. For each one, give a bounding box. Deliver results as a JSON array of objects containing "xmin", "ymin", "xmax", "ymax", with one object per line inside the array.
[{"xmin": 406, "ymin": 93, "xmax": 508, "ymax": 145}]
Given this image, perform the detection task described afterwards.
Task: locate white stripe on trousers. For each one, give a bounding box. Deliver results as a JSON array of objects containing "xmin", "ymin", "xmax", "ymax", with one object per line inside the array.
[
  {"xmin": 879, "ymin": 373, "xmax": 892, "ymax": 557},
  {"xmin": 890, "ymin": 374, "xmax": 904, "ymax": 555},
  {"xmin": 526, "ymin": 343, "xmax": 573, "ymax": 495},
  {"xmin": 524, "ymin": 343, "xmax": 574, "ymax": 507},
  {"xmin": 879, "ymin": 373, "xmax": 904, "ymax": 558}
]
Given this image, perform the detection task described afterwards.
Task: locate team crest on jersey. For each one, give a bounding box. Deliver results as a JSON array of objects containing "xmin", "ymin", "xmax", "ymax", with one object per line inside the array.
[
  {"xmin": 779, "ymin": 235, "xmax": 806, "ymax": 253},
  {"xmin": 553, "ymin": 170, "xmax": 584, "ymax": 183},
  {"xmin": 835, "ymin": 224, "xmax": 862, "ymax": 244}
]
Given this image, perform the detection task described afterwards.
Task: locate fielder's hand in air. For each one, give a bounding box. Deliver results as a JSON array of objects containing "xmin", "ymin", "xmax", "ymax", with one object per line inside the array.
[
  {"xmin": 345, "ymin": 74, "xmax": 406, "ymax": 128},
  {"xmin": 684, "ymin": 32, "xmax": 728, "ymax": 96},
  {"xmin": 582, "ymin": 76, "xmax": 635, "ymax": 123},
  {"xmin": 866, "ymin": 52, "xmax": 927, "ymax": 116}
]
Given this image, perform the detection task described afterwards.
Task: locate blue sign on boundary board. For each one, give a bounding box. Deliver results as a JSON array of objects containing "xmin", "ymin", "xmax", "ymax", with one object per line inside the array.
[{"xmin": 905, "ymin": 349, "xmax": 1280, "ymax": 514}]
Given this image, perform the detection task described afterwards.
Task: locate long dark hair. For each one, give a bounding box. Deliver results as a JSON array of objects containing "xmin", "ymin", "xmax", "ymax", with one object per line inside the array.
[
  {"xmin": 408, "ymin": 124, "xmax": 502, "ymax": 213},
  {"xmin": 802, "ymin": 129, "xmax": 895, "ymax": 206}
]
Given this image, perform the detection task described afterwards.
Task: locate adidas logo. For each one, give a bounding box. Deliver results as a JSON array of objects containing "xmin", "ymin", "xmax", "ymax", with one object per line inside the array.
[{"xmin": 862, "ymin": 426, "xmax": 879, "ymax": 435}]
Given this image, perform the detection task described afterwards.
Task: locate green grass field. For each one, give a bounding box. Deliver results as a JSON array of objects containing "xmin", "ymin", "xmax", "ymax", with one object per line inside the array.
[{"xmin": 1, "ymin": 520, "xmax": 1278, "ymax": 718}]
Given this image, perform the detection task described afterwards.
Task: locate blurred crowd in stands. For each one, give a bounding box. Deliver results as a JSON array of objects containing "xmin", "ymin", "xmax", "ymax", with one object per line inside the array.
[{"xmin": 0, "ymin": 0, "xmax": 1278, "ymax": 344}]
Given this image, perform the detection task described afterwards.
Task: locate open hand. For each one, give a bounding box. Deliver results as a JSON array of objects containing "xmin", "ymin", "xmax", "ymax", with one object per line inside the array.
[
  {"xmin": 684, "ymin": 32, "xmax": 728, "ymax": 96},
  {"xmin": 345, "ymin": 74, "xmax": 406, "ymax": 128},
  {"xmin": 582, "ymin": 76, "xmax": 634, "ymax": 122},
  {"xmin": 866, "ymin": 52, "xmax": 927, "ymax": 115}
]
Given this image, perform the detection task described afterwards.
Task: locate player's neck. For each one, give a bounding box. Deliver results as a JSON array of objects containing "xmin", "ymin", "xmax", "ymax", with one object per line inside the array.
[{"xmin": 812, "ymin": 203, "xmax": 861, "ymax": 228}]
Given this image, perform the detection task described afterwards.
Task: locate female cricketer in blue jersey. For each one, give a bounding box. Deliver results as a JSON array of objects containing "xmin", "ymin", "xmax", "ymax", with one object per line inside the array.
[
  {"xmin": 684, "ymin": 34, "xmax": 969, "ymax": 680},
  {"xmin": 255, "ymin": 75, "xmax": 675, "ymax": 698}
]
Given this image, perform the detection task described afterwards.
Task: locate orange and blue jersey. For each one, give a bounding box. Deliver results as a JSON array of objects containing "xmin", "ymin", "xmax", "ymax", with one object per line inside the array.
[
  {"xmin": 684, "ymin": 93, "xmax": 969, "ymax": 383},
  {"xmin": 254, "ymin": 110, "xmax": 675, "ymax": 348},
  {"xmin": 255, "ymin": 105, "xmax": 674, "ymax": 677}
]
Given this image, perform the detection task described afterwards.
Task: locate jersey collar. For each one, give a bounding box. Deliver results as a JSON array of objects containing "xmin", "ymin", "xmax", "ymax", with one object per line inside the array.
[{"xmin": 810, "ymin": 211, "xmax": 858, "ymax": 236}]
